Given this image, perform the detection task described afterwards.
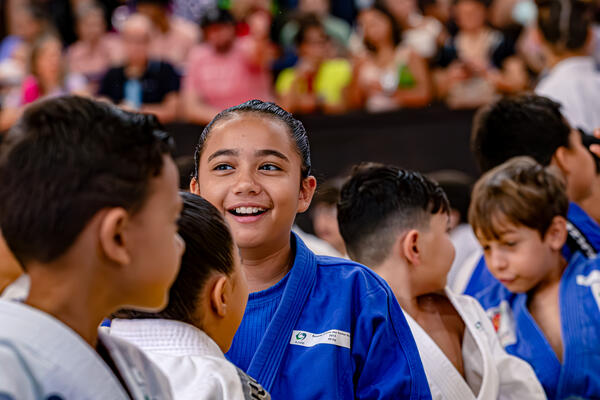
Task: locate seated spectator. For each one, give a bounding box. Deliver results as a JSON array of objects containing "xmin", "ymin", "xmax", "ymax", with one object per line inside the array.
[
  {"xmin": 347, "ymin": 5, "xmax": 432, "ymax": 112},
  {"xmin": 382, "ymin": 0, "xmax": 445, "ymax": 59},
  {"xmin": 433, "ymin": 0, "xmax": 527, "ymax": 109},
  {"xmin": 534, "ymin": 0, "xmax": 600, "ymax": 134},
  {"xmin": 136, "ymin": 0, "xmax": 200, "ymax": 73},
  {"xmin": 0, "ymin": 3, "xmax": 48, "ymax": 63},
  {"xmin": 337, "ymin": 163, "xmax": 546, "ymax": 399},
  {"xmin": 276, "ymin": 14, "xmax": 352, "ymax": 114},
  {"xmin": 279, "ymin": 0, "xmax": 352, "ymax": 53},
  {"xmin": 182, "ymin": 8, "xmax": 274, "ymax": 125},
  {"xmin": 67, "ymin": 1, "xmax": 122, "ymax": 93},
  {"xmin": 470, "ymin": 156, "xmax": 600, "ymax": 399},
  {"xmin": 98, "ymin": 14, "xmax": 180, "ymax": 124},
  {"xmin": 110, "ymin": 192, "xmax": 270, "ymax": 399},
  {"xmin": 1, "ymin": 34, "xmax": 88, "ymax": 131}
]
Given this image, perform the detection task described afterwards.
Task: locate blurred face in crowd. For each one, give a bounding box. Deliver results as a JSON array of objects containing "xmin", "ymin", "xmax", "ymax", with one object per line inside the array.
[
  {"xmin": 34, "ymin": 37, "xmax": 63, "ymax": 89},
  {"xmin": 137, "ymin": 3, "xmax": 166, "ymax": 27},
  {"xmin": 122, "ymin": 15, "xmax": 152, "ymax": 66},
  {"xmin": 77, "ymin": 8, "xmax": 106, "ymax": 43},
  {"xmin": 384, "ymin": 0, "xmax": 417, "ymax": 23},
  {"xmin": 454, "ymin": 0, "xmax": 487, "ymax": 32},
  {"xmin": 300, "ymin": 0, "xmax": 330, "ymax": 15},
  {"xmin": 13, "ymin": 7, "xmax": 45, "ymax": 42},
  {"xmin": 359, "ymin": 8, "xmax": 394, "ymax": 47},
  {"xmin": 204, "ymin": 23, "xmax": 237, "ymax": 53},
  {"xmin": 193, "ymin": 114, "xmax": 315, "ymax": 252},
  {"xmin": 299, "ymin": 26, "xmax": 330, "ymax": 64}
]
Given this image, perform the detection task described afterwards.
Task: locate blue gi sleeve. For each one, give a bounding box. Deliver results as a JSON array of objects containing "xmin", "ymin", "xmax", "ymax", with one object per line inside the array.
[{"xmin": 352, "ymin": 283, "xmax": 431, "ymax": 400}]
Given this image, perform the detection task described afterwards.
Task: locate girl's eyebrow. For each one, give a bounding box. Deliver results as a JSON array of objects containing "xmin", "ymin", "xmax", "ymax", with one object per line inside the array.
[
  {"xmin": 208, "ymin": 149, "xmax": 239, "ymax": 162},
  {"xmin": 255, "ymin": 149, "xmax": 289, "ymax": 162}
]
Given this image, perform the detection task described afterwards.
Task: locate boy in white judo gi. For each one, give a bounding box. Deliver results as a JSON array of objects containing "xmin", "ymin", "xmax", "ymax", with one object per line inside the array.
[
  {"xmin": 337, "ymin": 162, "xmax": 546, "ymax": 400},
  {"xmin": 470, "ymin": 156, "xmax": 600, "ymax": 399},
  {"xmin": 0, "ymin": 96, "xmax": 184, "ymax": 399},
  {"xmin": 110, "ymin": 192, "xmax": 270, "ymax": 400}
]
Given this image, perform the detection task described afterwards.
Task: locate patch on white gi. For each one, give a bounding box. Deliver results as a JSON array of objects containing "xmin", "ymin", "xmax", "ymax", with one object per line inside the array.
[
  {"xmin": 486, "ymin": 300, "xmax": 517, "ymax": 348},
  {"xmin": 576, "ymin": 270, "xmax": 600, "ymax": 312},
  {"xmin": 290, "ymin": 329, "xmax": 351, "ymax": 349}
]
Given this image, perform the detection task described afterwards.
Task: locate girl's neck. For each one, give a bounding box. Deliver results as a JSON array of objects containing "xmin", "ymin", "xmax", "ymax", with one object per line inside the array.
[{"xmin": 240, "ymin": 241, "xmax": 294, "ymax": 292}]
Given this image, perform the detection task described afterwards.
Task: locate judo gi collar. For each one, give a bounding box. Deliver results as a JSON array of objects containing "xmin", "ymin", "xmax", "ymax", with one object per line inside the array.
[{"xmin": 246, "ymin": 233, "xmax": 318, "ymax": 391}]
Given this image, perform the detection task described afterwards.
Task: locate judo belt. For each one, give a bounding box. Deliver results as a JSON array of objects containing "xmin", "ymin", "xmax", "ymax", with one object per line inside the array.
[{"xmin": 566, "ymin": 221, "xmax": 597, "ymax": 259}]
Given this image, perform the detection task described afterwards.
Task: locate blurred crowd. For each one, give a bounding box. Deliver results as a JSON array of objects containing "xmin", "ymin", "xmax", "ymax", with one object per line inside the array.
[{"xmin": 1, "ymin": 0, "xmax": 599, "ymax": 130}]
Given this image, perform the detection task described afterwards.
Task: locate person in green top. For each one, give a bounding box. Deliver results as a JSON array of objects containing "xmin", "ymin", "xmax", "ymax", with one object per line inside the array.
[{"xmin": 275, "ymin": 14, "xmax": 352, "ymax": 115}]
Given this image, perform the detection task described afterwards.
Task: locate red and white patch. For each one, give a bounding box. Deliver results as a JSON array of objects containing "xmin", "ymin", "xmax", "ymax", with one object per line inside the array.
[{"xmin": 486, "ymin": 300, "xmax": 517, "ymax": 348}]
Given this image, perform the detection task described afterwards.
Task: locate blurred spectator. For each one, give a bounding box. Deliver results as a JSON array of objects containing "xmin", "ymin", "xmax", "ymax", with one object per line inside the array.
[
  {"xmin": 311, "ymin": 179, "xmax": 347, "ymax": 256},
  {"xmin": 347, "ymin": 5, "xmax": 432, "ymax": 112},
  {"xmin": 381, "ymin": 0, "xmax": 444, "ymax": 59},
  {"xmin": 98, "ymin": 14, "xmax": 179, "ymax": 123},
  {"xmin": 136, "ymin": 0, "xmax": 200, "ymax": 72},
  {"xmin": 427, "ymin": 169, "xmax": 480, "ymax": 293},
  {"xmin": 182, "ymin": 8, "xmax": 274, "ymax": 125},
  {"xmin": 276, "ymin": 14, "xmax": 351, "ymax": 114},
  {"xmin": 67, "ymin": 1, "xmax": 122, "ymax": 93},
  {"xmin": 534, "ymin": 0, "xmax": 600, "ymax": 134},
  {"xmin": 0, "ymin": 3, "xmax": 48, "ymax": 63},
  {"xmin": 420, "ymin": 0, "xmax": 453, "ymax": 26},
  {"xmin": 1, "ymin": 34, "xmax": 88, "ymax": 130},
  {"xmin": 280, "ymin": 0, "xmax": 352, "ymax": 52},
  {"xmin": 433, "ymin": 0, "xmax": 528, "ymax": 108}
]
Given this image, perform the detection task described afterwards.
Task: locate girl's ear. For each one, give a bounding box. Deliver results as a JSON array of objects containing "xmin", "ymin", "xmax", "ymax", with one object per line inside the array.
[
  {"xmin": 210, "ymin": 275, "xmax": 230, "ymax": 318},
  {"xmin": 190, "ymin": 177, "xmax": 200, "ymax": 195},
  {"xmin": 99, "ymin": 207, "xmax": 131, "ymax": 267},
  {"xmin": 297, "ymin": 175, "xmax": 317, "ymax": 213},
  {"xmin": 544, "ymin": 215, "xmax": 568, "ymax": 251},
  {"xmin": 402, "ymin": 230, "xmax": 421, "ymax": 266}
]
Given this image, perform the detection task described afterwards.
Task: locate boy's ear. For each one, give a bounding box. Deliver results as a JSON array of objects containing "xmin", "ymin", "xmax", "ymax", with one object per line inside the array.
[
  {"xmin": 297, "ymin": 175, "xmax": 317, "ymax": 213},
  {"xmin": 99, "ymin": 208, "xmax": 131, "ymax": 266},
  {"xmin": 552, "ymin": 146, "xmax": 570, "ymax": 175},
  {"xmin": 190, "ymin": 177, "xmax": 200, "ymax": 195},
  {"xmin": 209, "ymin": 275, "xmax": 229, "ymax": 318},
  {"xmin": 401, "ymin": 230, "xmax": 421, "ymax": 266},
  {"xmin": 544, "ymin": 215, "xmax": 568, "ymax": 251}
]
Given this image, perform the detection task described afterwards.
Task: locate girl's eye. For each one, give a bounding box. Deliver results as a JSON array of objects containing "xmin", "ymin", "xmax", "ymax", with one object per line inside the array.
[
  {"xmin": 259, "ymin": 163, "xmax": 281, "ymax": 171},
  {"xmin": 214, "ymin": 164, "xmax": 234, "ymax": 171}
]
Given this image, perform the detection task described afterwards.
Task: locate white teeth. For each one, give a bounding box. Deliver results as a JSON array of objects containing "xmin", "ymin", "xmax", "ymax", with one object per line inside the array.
[{"xmin": 234, "ymin": 207, "xmax": 266, "ymax": 215}]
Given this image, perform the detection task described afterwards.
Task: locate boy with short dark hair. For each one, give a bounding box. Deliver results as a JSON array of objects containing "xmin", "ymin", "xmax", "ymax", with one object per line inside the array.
[
  {"xmin": 469, "ymin": 156, "xmax": 600, "ymax": 399},
  {"xmin": 0, "ymin": 95, "xmax": 183, "ymax": 399},
  {"xmin": 465, "ymin": 93, "xmax": 600, "ymax": 296},
  {"xmin": 337, "ymin": 163, "xmax": 545, "ymax": 400}
]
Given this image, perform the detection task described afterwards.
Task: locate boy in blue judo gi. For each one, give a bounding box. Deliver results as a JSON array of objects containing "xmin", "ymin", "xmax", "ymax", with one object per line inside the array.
[
  {"xmin": 0, "ymin": 96, "xmax": 183, "ymax": 399},
  {"xmin": 464, "ymin": 94, "xmax": 600, "ymax": 297},
  {"xmin": 470, "ymin": 156, "xmax": 600, "ymax": 399}
]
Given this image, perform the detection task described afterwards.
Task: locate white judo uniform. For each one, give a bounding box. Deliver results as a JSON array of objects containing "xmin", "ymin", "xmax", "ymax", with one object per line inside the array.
[
  {"xmin": 404, "ymin": 288, "xmax": 546, "ymax": 400},
  {"xmin": 0, "ymin": 299, "xmax": 173, "ymax": 400},
  {"xmin": 109, "ymin": 318, "xmax": 270, "ymax": 400}
]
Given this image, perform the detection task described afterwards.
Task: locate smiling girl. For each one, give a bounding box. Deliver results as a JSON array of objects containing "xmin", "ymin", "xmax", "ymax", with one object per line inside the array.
[{"xmin": 190, "ymin": 99, "xmax": 431, "ymax": 399}]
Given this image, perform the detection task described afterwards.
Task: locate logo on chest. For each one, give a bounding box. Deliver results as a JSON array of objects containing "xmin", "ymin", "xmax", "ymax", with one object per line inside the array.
[
  {"xmin": 290, "ymin": 329, "xmax": 351, "ymax": 349},
  {"xmin": 486, "ymin": 300, "xmax": 517, "ymax": 348}
]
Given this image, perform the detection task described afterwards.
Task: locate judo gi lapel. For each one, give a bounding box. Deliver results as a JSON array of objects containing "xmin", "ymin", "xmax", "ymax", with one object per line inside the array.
[
  {"xmin": 0, "ymin": 300, "xmax": 130, "ymax": 399},
  {"xmin": 246, "ymin": 234, "xmax": 318, "ymax": 391},
  {"xmin": 404, "ymin": 311, "xmax": 476, "ymax": 400}
]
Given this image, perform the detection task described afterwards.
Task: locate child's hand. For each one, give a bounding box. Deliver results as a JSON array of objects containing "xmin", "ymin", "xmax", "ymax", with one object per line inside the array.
[{"xmin": 591, "ymin": 128, "xmax": 600, "ymax": 157}]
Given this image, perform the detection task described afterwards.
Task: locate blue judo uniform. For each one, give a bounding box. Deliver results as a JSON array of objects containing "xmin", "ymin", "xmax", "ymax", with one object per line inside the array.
[
  {"xmin": 226, "ymin": 234, "xmax": 431, "ymax": 399},
  {"xmin": 476, "ymin": 252, "xmax": 600, "ymax": 399},
  {"xmin": 464, "ymin": 202, "xmax": 600, "ymax": 297}
]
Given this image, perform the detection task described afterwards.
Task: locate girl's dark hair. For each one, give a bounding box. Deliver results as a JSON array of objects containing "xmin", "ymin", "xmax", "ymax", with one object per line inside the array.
[
  {"xmin": 363, "ymin": 4, "xmax": 402, "ymax": 52},
  {"xmin": 537, "ymin": 0, "xmax": 593, "ymax": 50},
  {"xmin": 193, "ymin": 99, "xmax": 312, "ymax": 179},
  {"xmin": 113, "ymin": 192, "xmax": 235, "ymax": 325}
]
